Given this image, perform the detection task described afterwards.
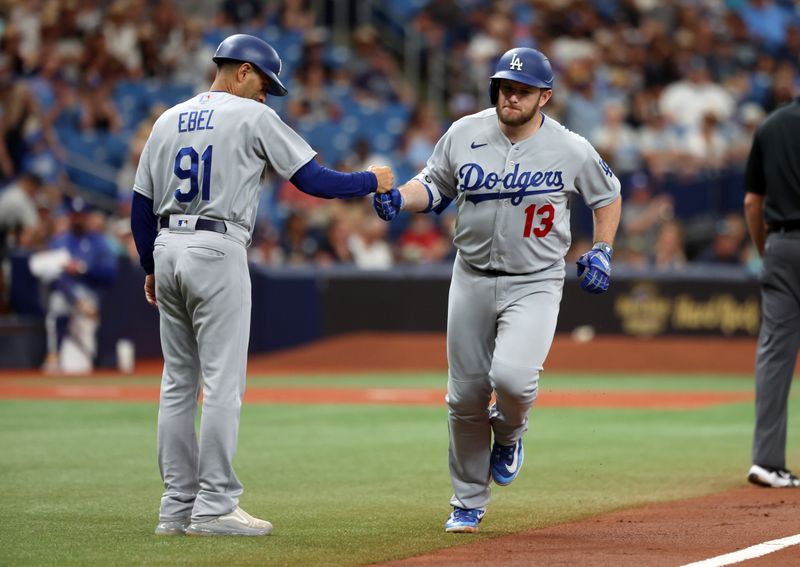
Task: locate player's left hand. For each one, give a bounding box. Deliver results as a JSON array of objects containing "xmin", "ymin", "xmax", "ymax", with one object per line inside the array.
[
  {"xmin": 373, "ymin": 188, "xmax": 404, "ymax": 221},
  {"xmin": 576, "ymin": 243, "xmax": 612, "ymax": 294}
]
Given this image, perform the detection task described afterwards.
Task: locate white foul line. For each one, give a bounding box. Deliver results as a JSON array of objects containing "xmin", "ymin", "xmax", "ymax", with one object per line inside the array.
[{"xmin": 681, "ymin": 533, "xmax": 800, "ymax": 567}]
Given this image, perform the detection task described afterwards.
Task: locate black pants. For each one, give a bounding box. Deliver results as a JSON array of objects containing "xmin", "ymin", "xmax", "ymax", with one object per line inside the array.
[{"xmin": 752, "ymin": 231, "xmax": 800, "ymax": 468}]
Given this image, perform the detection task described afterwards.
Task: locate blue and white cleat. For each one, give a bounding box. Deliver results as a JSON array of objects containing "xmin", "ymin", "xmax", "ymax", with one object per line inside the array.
[
  {"xmin": 445, "ymin": 507, "xmax": 485, "ymax": 533},
  {"xmin": 491, "ymin": 438, "xmax": 524, "ymax": 486}
]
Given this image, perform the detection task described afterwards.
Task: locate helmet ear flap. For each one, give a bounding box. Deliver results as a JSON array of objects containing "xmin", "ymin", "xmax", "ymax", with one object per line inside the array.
[{"xmin": 490, "ymin": 79, "xmax": 499, "ymax": 105}]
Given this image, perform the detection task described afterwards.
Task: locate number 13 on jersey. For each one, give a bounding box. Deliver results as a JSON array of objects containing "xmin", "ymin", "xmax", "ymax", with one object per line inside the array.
[
  {"xmin": 522, "ymin": 203, "xmax": 554, "ymax": 237},
  {"xmin": 174, "ymin": 145, "xmax": 213, "ymax": 202}
]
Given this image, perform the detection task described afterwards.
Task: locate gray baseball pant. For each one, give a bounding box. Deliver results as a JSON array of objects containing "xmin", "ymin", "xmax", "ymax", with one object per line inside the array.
[
  {"xmin": 446, "ymin": 254, "xmax": 563, "ymax": 510},
  {"xmin": 153, "ymin": 229, "xmax": 251, "ymax": 522}
]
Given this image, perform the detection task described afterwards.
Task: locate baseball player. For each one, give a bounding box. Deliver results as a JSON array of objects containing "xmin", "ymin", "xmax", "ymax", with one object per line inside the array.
[
  {"xmin": 130, "ymin": 34, "xmax": 394, "ymax": 537},
  {"xmin": 374, "ymin": 47, "xmax": 621, "ymax": 532}
]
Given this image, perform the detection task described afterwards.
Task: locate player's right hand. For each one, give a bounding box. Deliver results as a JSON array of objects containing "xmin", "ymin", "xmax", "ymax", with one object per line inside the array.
[
  {"xmin": 368, "ymin": 165, "xmax": 395, "ymax": 194},
  {"xmin": 373, "ymin": 189, "xmax": 404, "ymax": 221},
  {"xmin": 144, "ymin": 274, "xmax": 158, "ymax": 308}
]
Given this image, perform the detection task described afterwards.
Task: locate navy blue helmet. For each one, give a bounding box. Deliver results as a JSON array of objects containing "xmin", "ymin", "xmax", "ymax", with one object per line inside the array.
[
  {"xmin": 213, "ymin": 34, "xmax": 288, "ymax": 96},
  {"xmin": 489, "ymin": 48, "xmax": 554, "ymax": 104}
]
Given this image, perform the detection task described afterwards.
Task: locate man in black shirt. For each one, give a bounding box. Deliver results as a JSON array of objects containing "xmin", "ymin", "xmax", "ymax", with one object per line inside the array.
[{"xmin": 743, "ymin": 95, "xmax": 800, "ymax": 488}]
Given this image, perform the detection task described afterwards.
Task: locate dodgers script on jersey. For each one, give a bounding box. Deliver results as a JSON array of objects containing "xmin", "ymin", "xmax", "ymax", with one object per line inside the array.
[
  {"xmin": 133, "ymin": 91, "xmax": 316, "ymax": 244},
  {"xmin": 422, "ymin": 109, "xmax": 620, "ymax": 274}
]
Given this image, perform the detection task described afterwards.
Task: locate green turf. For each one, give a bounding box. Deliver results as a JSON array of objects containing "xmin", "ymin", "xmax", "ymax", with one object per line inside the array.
[
  {"xmin": 0, "ymin": 373, "xmax": 798, "ymax": 566},
  {"xmin": 5, "ymin": 371, "xmax": 763, "ymax": 391}
]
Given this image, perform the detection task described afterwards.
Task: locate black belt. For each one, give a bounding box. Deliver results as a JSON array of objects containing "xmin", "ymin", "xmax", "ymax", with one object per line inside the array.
[
  {"xmin": 464, "ymin": 261, "xmax": 525, "ymax": 277},
  {"xmin": 767, "ymin": 220, "xmax": 800, "ymax": 233},
  {"xmin": 160, "ymin": 217, "xmax": 227, "ymax": 234}
]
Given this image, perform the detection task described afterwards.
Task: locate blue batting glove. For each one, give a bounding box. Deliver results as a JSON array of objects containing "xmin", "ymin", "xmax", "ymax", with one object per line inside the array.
[
  {"xmin": 576, "ymin": 243, "xmax": 613, "ymax": 294},
  {"xmin": 373, "ymin": 189, "xmax": 404, "ymax": 221}
]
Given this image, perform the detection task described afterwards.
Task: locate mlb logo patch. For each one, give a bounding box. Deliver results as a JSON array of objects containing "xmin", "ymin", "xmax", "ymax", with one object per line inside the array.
[
  {"xmin": 199, "ymin": 93, "xmax": 213, "ymax": 104},
  {"xmin": 177, "ymin": 219, "xmax": 189, "ymax": 227}
]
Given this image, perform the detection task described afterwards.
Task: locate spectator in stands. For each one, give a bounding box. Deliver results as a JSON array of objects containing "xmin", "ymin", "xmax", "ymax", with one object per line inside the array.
[
  {"xmin": 38, "ymin": 197, "xmax": 117, "ymax": 373},
  {"xmin": 349, "ymin": 214, "xmax": 393, "ymax": 270},
  {"xmin": 221, "ymin": 0, "xmax": 263, "ymax": 25},
  {"xmin": 726, "ymin": 103, "xmax": 766, "ymax": 166},
  {"xmin": 248, "ymin": 221, "xmax": 284, "ymax": 267},
  {"xmin": 0, "ymin": 172, "xmax": 43, "ymax": 252},
  {"xmin": 465, "ymin": 10, "xmax": 512, "ymax": 87},
  {"xmin": 277, "ymin": 0, "xmax": 316, "ymax": 34},
  {"xmin": 285, "ymin": 62, "xmax": 342, "ymax": 125},
  {"xmin": 102, "ymin": 1, "xmax": 142, "ymax": 78},
  {"xmin": 591, "ymin": 99, "xmax": 641, "ymax": 178},
  {"xmin": 694, "ymin": 214, "xmax": 747, "ymax": 265},
  {"xmin": 775, "ymin": 23, "xmax": 800, "ymax": 63},
  {"xmin": 659, "ymin": 58, "xmax": 735, "ymax": 133},
  {"xmin": 0, "ymin": 59, "xmax": 40, "ymax": 181},
  {"xmin": 21, "ymin": 131, "xmax": 65, "ymax": 186},
  {"xmin": 652, "ymin": 219, "xmax": 687, "ymax": 271},
  {"xmin": 562, "ymin": 61, "xmax": 607, "ymax": 140},
  {"xmin": 78, "ymin": 31, "xmax": 122, "ymax": 89},
  {"xmin": 620, "ymin": 173, "xmax": 674, "ymax": 255},
  {"xmin": 399, "ymin": 103, "xmax": 444, "ymax": 172},
  {"xmin": 162, "ymin": 18, "xmax": 217, "ymax": 92},
  {"xmin": 341, "ymin": 139, "xmax": 393, "ymax": 173},
  {"xmin": 739, "ymin": 0, "xmax": 795, "ymax": 53},
  {"xmin": 398, "ymin": 214, "xmax": 449, "ymax": 264},
  {"xmin": 79, "ymin": 79, "xmax": 121, "ymax": 133},
  {"xmin": 638, "ymin": 108, "xmax": 683, "ymax": 181},
  {"xmin": 354, "ymin": 47, "xmax": 414, "ymax": 105},
  {"xmin": 316, "ymin": 216, "xmax": 354, "ymax": 266},
  {"xmin": 683, "ymin": 112, "xmax": 730, "ymax": 174},
  {"xmin": 761, "ymin": 60, "xmax": 798, "ymax": 112},
  {"xmin": 344, "ymin": 25, "xmax": 381, "ymax": 80},
  {"xmin": 279, "ymin": 210, "xmax": 324, "ymax": 266}
]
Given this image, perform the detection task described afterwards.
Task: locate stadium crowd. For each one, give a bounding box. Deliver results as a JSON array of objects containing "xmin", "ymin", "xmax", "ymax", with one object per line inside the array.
[{"xmin": 1, "ymin": 0, "xmax": 798, "ymax": 314}]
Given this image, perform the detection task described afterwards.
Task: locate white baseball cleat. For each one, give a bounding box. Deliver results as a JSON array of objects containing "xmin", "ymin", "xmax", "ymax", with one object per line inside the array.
[
  {"xmin": 747, "ymin": 464, "xmax": 800, "ymax": 488},
  {"xmin": 154, "ymin": 517, "xmax": 190, "ymax": 536},
  {"xmin": 186, "ymin": 507, "xmax": 273, "ymax": 536}
]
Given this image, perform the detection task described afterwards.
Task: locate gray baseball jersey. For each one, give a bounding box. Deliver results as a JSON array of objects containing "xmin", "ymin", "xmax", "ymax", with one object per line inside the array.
[
  {"xmin": 133, "ymin": 91, "xmax": 316, "ymax": 245},
  {"xmin": 420, "ymin": 108, "xmax": 620, "ymax": 274}
]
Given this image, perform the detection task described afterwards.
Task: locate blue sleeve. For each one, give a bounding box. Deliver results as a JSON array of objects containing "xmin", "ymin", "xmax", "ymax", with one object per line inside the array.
[
  {"xmin": 131, "ymin": 191, "xmax": 158, "ymax": 274},
  {"xmin": 289, "ymin": 159, "xmax": 378, "ymax": 199}
]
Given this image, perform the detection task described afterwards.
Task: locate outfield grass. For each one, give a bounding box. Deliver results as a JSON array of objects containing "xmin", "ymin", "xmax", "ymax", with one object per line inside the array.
[{"xmin": 0, "ymin": 372, "xmax": 797, "ymax": 566}]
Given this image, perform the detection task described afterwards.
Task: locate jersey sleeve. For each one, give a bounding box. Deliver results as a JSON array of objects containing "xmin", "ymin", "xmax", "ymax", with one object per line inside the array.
[
  {"xmin": 255, "ymin": 108, "xmax": 317, "ymax": 180},
  {"xmin": 743, "ymin": 129, "xmax": 765, "ymax": 195},
  {"xmin": 419, "ymin": 126, "xmax": 457, "ymax": 200},
  {"xmin": 132, "ymin": 136, "xmax": 154, "ymax": 198},
  {"xmin": 574, "ymin": 142, "xmax": 621, "ymax": 209}
]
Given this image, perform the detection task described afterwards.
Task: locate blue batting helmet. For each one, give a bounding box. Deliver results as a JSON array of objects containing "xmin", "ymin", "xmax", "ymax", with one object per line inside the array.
[
  {"xmin": 213, "ymin": 34, "xmax": 288, "ymax": 96},
  {"xmin": 489, "ymin": 48, "xmax": 554, "ymax": 104}
]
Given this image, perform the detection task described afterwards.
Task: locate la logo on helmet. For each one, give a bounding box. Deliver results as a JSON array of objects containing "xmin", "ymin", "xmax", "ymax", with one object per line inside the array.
[{"xmin": 509, "ymin": 53, "xmax": 523, "ymax": 70}]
